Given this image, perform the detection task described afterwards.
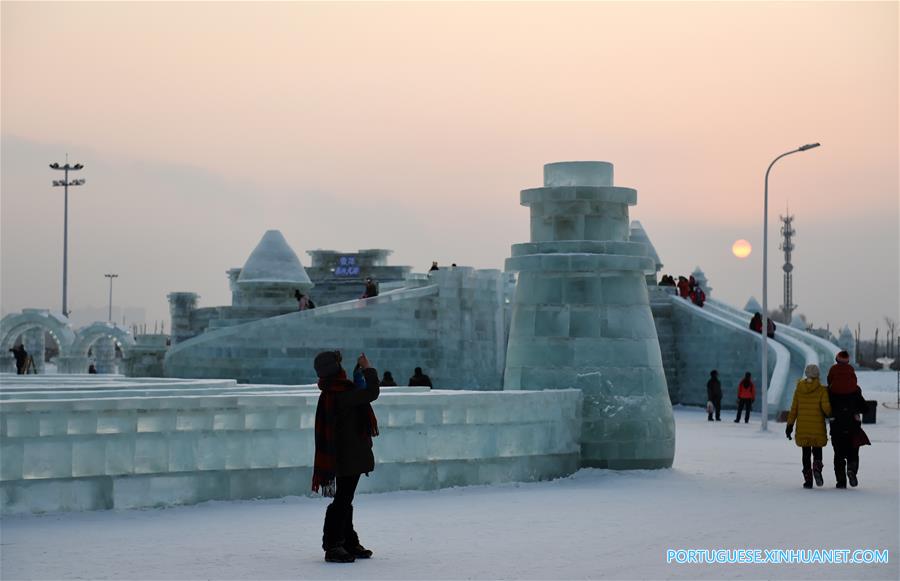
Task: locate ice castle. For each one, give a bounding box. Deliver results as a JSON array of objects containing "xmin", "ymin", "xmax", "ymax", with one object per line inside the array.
[{"xmin": 0, "ymin": 160, "xmax": 841, "ymax": 514}]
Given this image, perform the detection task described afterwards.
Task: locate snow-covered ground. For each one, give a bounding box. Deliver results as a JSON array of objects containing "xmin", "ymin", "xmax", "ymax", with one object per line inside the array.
[{"xmin": 2, "ymin": 372, "xmax": 897, "ymax": 580}]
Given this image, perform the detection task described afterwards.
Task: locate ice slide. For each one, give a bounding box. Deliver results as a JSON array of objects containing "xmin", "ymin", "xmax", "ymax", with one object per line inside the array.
[
  {"xmin": 708, "ymin": 298, "xmax": 840, "ymax": 373},
  {"xmin": 163, "ymin": 283, "xmax": 447, "ymax": 384},
  {"xmin": 667, "ymin": 294, "xmax": 793, "ymax": 417},
  {"xmin": 166, "ymin": 283, "xmax": 440, "ymax": 359},
  {"xmin": 702, "ymin": 300, "xmax": 818, "ymax": 414}
]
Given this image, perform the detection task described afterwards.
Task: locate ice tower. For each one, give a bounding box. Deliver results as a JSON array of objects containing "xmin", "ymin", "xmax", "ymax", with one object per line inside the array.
[{"xmin": 503, "ymin": 161, "xmax": 675, "ymax": 469}]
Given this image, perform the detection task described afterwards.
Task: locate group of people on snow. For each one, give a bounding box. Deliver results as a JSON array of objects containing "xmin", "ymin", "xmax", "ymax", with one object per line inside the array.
[
  {"xmin": 705, "ymin": 351, "xmax": 871, "ymax": 490},
  {"xmin": 659, "ymin": 274, "xmax": 705, "ymax": 307},
  {"xmin": 785, "ymin": 351, "xmax": 870, "ymax": 489},
  {"xmin": 704, "ymin": 369, "xmax": 757, "ymax": 423}
]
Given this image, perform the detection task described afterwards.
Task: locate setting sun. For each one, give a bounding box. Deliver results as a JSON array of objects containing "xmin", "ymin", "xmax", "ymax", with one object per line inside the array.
[{"xmin": 732, "ymin": 239, "xmax": 752, "ymax": 258}]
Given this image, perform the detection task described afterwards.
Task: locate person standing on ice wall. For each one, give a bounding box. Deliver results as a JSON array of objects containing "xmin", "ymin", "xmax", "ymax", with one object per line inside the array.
[
  {"xmin": 785, "ymin": 364, "xmax": 832, "ymax": 489},
  {"xmin": 312, "ymin": 350, "xmax": 380, "ymax": 563},
  {"xmin": 826, "ymin": 351, "xmax": 870, "ymax": 488},
  {"xmin": 734, "ymin": 372, "xmax": 756, "ymax": 423}
]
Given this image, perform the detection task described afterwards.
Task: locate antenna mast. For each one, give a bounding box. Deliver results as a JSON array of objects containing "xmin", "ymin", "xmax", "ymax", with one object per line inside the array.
[{"xmin": 779, "ymin": 211, "xmax": 797, "ymax": 323}]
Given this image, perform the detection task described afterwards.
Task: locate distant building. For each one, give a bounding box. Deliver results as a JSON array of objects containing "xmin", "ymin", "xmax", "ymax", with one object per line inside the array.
[{"xmin": 305, "ymin": 249, "xmax": 411, "ymax": 306}]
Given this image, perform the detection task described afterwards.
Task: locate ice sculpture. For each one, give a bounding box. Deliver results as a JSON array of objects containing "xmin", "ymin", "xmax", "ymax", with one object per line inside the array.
[{"xmin": 503, "ymin": 161, "xmax": 675, "ymax": 469}]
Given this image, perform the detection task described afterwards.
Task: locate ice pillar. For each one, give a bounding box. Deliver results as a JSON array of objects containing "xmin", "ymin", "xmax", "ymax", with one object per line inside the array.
[
  {"xmin": 94, "ymin": 338, "xmax": 117, "ymax": 374},
  {"xmin": 503, "ymin": 161, "xmax": 675, "ymax": 469}
]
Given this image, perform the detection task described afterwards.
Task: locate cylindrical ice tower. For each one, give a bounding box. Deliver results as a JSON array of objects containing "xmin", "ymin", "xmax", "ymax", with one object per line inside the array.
[{"xmin": 504, "ymin": 161, "xmax": 675, "ymax": 469}]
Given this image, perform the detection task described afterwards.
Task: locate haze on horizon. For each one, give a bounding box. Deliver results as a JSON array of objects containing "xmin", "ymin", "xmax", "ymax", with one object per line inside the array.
[{"xmin": 1, "ymin": 1, "xmax": 897, "ymax": 335}]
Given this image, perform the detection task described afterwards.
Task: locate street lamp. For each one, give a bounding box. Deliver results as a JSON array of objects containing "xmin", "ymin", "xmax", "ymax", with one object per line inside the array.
[
  {"xmin": 50, "ymin": 156, "xmax": 86, "ymax": 318},
  {"xmin": 104, "ymin": 274, "xmax": 119, "ymax": 322},
  {"xmin": 761, "ymin": 142, "xmax": 820, "ymax": 430}
]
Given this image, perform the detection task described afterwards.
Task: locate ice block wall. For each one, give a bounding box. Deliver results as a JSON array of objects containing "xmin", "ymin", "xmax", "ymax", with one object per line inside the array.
[
  {"xmin": 0, "ymin": 376, "xmax": 581, "ymax": 514},
  {"xmin": 504, "ymin": 161, "xmax": 676, "ymax": 469}
]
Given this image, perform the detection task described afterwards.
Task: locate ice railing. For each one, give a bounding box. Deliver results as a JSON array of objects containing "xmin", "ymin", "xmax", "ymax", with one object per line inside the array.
[
  {"xmin": 0, "ymin": 375, "xmax": 427, "ymax": 401},
  {"xmin": 668, "ymin": 295, "xmax": 791, "ymax": 416}
]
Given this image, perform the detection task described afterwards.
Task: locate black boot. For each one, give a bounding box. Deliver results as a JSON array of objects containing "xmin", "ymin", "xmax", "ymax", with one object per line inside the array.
[
  {"xmin": 812, "ymin": 461, "xmax": 824, "ymax": 487},
  {"xmin": 323, "ymin": 504, "xmax": 354, "ymax": 562},
  {"xmin": 344, "ymin": 506, "xmax": 373, "ymax": 559},
  {"xmin": 847, "ymin": 458, "xmax": 859, "ymax": 487},
  {"xmin": 802, "ymin": 469, "xmax": 813, "ymax": 489},
  {"xmin": 325, "ymin": 547, "xmax": 355, "ymax": 563},
  {"xmin": 834, "ymin": 458, "xmax": 847, "ymax": 489}
]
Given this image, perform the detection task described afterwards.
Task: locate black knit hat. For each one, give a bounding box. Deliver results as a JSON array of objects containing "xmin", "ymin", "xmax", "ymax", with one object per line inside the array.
[{"xmin": 314, "ymin": 351, "xmax": 342, "ymax": 379}]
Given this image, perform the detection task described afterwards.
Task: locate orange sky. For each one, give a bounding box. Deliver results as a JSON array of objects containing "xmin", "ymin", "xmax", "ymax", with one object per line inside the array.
[{"xmin": 2, "ymin": 1, "xmax": 897, "ymax": 333}]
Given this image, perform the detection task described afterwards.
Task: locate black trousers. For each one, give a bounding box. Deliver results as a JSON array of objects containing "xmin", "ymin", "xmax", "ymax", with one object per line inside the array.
[
  {"xmin": 801, "ymin": 446, "xmax": 823, "ymax": 473},
  {"xmin": 708, "ymin": 399, "xmax": 721, "ymax": 421},
  {"xmin": 832, "ymin": 437, "xmax": 860, "ymax": 482},
  {"xmin": 735, "ymin": 399, "xmax": 752, "ymax": 422},
  {"xmin": 322, "ymin": 474, "xmax": 361, "ymax": 550}
]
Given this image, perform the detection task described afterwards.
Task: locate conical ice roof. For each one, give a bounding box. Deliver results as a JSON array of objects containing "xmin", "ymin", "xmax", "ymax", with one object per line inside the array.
[{"xmin": 237, "ymin": 230, "xmax": 312, "ymax": 285}]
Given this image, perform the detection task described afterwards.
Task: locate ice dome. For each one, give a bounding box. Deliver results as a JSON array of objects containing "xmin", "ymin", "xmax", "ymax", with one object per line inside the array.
[
  {"xmin": 237, "ymin": 230, "xmax": 312, "ymax": 286},
  {"xmin": 744, "ymin": 296, "xmax": 763, "ymax": 313}
]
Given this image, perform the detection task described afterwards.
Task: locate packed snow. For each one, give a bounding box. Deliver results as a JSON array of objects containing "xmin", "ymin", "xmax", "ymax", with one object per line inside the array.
[{"xmin": 1, "ymin": 371, "xmax": 897, "ymax": 580}]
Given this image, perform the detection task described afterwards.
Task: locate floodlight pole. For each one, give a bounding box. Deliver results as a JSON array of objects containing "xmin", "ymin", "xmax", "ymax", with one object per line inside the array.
[
  {"xmin": 105, "ymin": 274, "xmax": 118, "ymax": 322},
  {"xmin": 761, "ymin": 142, "xmax": 820, "ymax": 430},
  {"xmin": 50, "ymin": 156, "xmax": 85, "ymax": 318}
]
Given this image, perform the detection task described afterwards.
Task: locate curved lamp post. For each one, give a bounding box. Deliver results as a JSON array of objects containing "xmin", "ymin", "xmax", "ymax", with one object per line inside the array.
[{"xmin": 761, "ymin": 142, "xmax": 820, "ymax": 430}]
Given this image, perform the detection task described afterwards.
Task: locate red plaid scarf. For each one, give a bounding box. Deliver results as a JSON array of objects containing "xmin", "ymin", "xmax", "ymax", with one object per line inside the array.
[{"xmin": 311, "ymin": 371, "xmax": 379, "ymax": 497}]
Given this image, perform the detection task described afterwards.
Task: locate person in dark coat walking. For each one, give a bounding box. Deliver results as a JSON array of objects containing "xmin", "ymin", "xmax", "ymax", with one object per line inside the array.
[
  {"xmin": 827, "ymin": 351, "xmax": 870, "ymax": 488},
  {"xmin": 312, "ymin": 351, "xmax": 380, "ymax": 563},
  {"xmin": 734, "ymin": 372, "xmax": 756, "ymax": 423},
  {"xmin": 380, "ymin": 371, "xmax": 397, "ymax": 387},
  {"xmin": 9, "ymin": 344, "xmax": 28, "ymax": 375},
  {"xmin": 408, "ymin": 367, "xmax": 433, "ymax": 388},
  {"xmin": 706, "ymin": 370, "xmax": 722, "ymax": 421}
]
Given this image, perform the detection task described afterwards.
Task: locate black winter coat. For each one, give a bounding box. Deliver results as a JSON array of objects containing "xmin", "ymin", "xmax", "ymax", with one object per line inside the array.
[
  {"xmin": 409, "ymin": 373, "xmax": 433, "ymax": 388},
  {"xmin": 828, "ymin": 389, "xmax": 867, "ymax": 442},
  {"xmin": 334, "ymin": 368, "xmax": 380, "ymax": 477},
  {"xmin": 707, "ymin": 378, "xmax": 722, "ymax": 401}
]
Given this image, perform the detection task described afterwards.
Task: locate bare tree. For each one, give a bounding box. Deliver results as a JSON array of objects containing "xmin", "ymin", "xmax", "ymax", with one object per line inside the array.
[{"xmin": 886, "ymin": 317, "xmax": 897, "ymax": 358}]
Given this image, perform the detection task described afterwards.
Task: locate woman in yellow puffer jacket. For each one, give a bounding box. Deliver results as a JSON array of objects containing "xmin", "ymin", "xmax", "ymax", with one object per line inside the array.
[{"xmin": 785, "ymin": 364, "xmax": 833, "ymax": 489}]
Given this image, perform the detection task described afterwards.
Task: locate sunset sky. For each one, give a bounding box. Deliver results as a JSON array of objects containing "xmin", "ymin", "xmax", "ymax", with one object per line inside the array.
[{"xmin": 2, "ymin": 1, "xmax": 897, "ymax": 334}]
